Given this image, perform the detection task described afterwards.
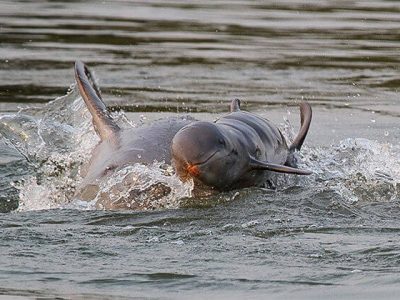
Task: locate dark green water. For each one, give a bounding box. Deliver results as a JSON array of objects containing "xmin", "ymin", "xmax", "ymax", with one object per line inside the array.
[{"xmin": 0, "ymin": 0, "xmax": 400, "ymax": 299}]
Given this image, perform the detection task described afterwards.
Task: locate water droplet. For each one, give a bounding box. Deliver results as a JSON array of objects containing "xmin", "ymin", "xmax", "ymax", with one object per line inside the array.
[
  {"xmin": 371, "ymin": 119, "xmax": 376, "ymax": 123},
  {"xmin": 222, "ymin": 223, "xmax": 236, "ymax": 230},
  {"xmin": 309, "ymin": 253, "xmax": 322, "ymax": 258},
  {"xmin": 241, "ymin": 220, "xmax": 259, "ymax": 228},
  {"xmin": 171, "ymin": 239, "xmax": 185, "ymax": 245},
  {"xmin": 230, "ymin": 191, "xmax": 240, "ymax": 201},
  {"xmin": 147, "ymin": 236, "xmax": 159, "ymax": 243},
  {"xmin": 384, "ymin": 131, "xmax": 389, "ymax": 136}
]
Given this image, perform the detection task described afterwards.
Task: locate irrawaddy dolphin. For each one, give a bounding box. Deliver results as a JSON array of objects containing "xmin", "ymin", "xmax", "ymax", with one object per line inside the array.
[{"xmin": 73, "ymin": 61, "xmax": 312, "ymax": 207}]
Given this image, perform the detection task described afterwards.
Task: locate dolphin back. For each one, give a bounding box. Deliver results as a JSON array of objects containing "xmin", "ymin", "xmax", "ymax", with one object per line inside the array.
[{"xmin": 74, "ymin": 61, "xmax": 120, "ymax": 140}]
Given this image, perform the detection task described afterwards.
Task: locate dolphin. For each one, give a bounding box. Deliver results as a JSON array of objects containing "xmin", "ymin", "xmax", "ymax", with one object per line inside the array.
[
  {"xmin": 73, "ymin": 61, "xmax": 196, "ymax": 202},
  {"xmin": 171, "ymin": 99, "xmax": 312, "ymax": 191},
  {"xmin": 73, "ymin": 61, "xmax": 312, "ymax": 206}
]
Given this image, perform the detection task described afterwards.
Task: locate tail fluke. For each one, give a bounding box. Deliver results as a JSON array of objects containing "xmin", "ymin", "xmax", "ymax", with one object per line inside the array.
[{"xmin": 74, "ymin": 61, "xmax": 120, "ymax": 140}]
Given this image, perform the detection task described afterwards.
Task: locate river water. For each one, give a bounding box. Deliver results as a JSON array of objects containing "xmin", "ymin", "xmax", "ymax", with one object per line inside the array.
[{"xmin": 1, "ymin": 0, "xmax": 400, "ymax": 299}]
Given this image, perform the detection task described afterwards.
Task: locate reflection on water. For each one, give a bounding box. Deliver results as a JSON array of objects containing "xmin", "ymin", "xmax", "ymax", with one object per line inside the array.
[{"xmin": 1, "ymin": 0, "xmax": 400, "ymax": 299}]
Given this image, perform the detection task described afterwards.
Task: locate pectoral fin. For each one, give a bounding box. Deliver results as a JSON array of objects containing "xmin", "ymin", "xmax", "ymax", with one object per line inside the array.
[
  {"xmin": 289, "ymin": 102, "xmax": 312, "ymax": 152},
  {"xmin": 249, "ymin": 157, "xmax": 312, "ymax": 175}
]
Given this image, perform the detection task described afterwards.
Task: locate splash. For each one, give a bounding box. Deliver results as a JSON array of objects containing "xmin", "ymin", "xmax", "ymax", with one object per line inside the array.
[
  {"xmin": 90, "ymin": 163, "xmax": 193, "ymax": 211},
  {"xmin": 277, "ymin": 114, "xmax": 399, "ymax": 204},
  {"xmin": 300, "ymin": 138, "xmax": 400, "ymax": 204},
  {"xmin": 0, "ymin": 85, "xmax": 192, "ymax": 211},
  {"xmin": 0, "ymin": 86, "xmax": 97, "ymax": 211},
  {"xmin": 1, "ymin": 91, "xmax": 399, "ymax": 211}
]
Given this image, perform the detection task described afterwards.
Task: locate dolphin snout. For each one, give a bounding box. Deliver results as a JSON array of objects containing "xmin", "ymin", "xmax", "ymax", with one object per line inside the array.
[{"xmin": 186, "ymin": 164, "xmax": 200, "ymax": 177}]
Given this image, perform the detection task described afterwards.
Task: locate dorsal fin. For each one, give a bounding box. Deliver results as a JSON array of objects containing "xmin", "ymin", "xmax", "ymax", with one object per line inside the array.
[
  {"xmin": 230, "ymin": 98, "xmax": 241, "ymax": 112},
  {"xmin": 249, "ymin": 157, "xmax": 312, "ymax": 175},
  {"xmin": 289, "ymin": 102, "xmax": 312, "ymax": 152},
  {"xmin": 74, "ymin": 61, "xmax": 120, "ymax": 140}
]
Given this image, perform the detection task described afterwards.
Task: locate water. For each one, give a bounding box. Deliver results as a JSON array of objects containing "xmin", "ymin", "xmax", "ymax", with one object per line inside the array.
[{"xmin": 1, "ymin": 0, "xmax": 400, "ymax": 299}]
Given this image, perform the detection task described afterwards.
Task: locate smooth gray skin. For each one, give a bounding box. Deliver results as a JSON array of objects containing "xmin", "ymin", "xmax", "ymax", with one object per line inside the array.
[
  {"xmin": 73, "ymin": 61, "xmax": 196, "ymax": 200},
  {"xmin": 171, "ymin": 99, "xmax": 312, "ymax": 191},
  {"xmin": 78, "ymin": 117, "xmax": 196, "ymax": 190}
]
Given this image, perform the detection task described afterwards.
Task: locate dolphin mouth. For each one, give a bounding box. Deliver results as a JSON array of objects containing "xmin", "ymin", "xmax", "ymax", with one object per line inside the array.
[
  {"xmin": 191, "ymin": 149, "xmax": 219, "ymax": 166},
  {"xmin": 186, "ymin": 150, "xmax": 219, "ymax": 176}
]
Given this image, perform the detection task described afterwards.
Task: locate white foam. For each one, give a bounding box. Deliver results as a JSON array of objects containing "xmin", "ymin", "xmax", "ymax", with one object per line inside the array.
[
  {"xmin": 300, "ymin": 138, "xmax": 400, "ymax": 203},
  {"xmin": 91, "ymin": 162, "xmax": 193, "ymax": 210}
]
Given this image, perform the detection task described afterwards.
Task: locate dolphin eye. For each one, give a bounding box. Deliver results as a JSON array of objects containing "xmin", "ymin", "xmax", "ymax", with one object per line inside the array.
[{"xmin": 218, "ymin": 138, "xmax": 225, "ymax": 146}]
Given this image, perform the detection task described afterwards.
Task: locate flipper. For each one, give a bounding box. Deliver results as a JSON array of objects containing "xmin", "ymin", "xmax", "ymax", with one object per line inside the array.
[
  {"xmin": 289, "ymin": 102, "xmax": 312, "ymax": 152},
  {"xmin": 249, "ymin": 157, "xmax": 312, "ymax": 175},
  {"xmin": 230, "ymin": 98, "xmax": 241, "ymax": 112},
  {"xmin": 74, "ymin": 61, "xmax": 120, "ymax": 140}
]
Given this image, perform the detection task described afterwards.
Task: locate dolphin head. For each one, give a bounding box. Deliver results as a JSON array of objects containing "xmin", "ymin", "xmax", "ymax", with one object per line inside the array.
[{"xmin": 171, "ymin": 121, "xmax": 247, "ymax": 190}]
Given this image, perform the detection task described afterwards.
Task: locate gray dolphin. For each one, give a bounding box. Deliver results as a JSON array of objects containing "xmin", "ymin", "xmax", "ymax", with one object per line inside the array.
[
  {"xmin": 74, "ymin": 61, "xmax": 312, "ymax": 204},
  {"xmin": 171, "ymin": 99, "xmax": 312, "ymax": 191},
  {"xmin": 74, "ymin": 61, "xmax": 195, "ymax": 201}
]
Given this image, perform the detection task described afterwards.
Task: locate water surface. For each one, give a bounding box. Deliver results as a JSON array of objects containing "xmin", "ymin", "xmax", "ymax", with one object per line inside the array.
[{"xmin": 1, "ymin": 1, "xmax": 400, "ymax": 299}]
